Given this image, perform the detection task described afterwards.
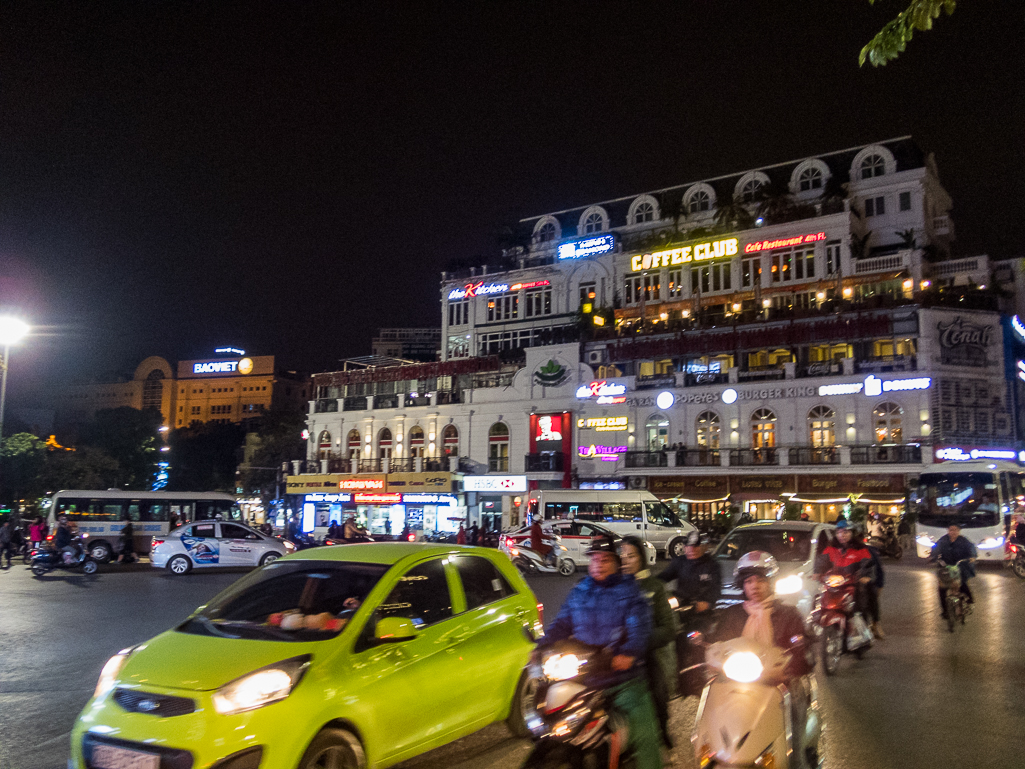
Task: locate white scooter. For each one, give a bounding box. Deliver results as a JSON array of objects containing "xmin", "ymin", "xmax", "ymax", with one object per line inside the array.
[
  {"xmin": 690, "ymin": 635, "xmax": 823, "ymax": 768},
  {"xmin": 509, "ymin": 539, "xmax": 576, "ymax": 576}
]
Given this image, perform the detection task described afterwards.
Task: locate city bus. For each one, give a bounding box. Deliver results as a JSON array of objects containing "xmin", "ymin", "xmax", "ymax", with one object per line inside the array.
[
  {"xmin": 909, "ymin": 460, "xmax": 1024, "ymax": 561},
  {"xmin": 46, "ymin": 490, "xmax": 243, "ymax": 562}
]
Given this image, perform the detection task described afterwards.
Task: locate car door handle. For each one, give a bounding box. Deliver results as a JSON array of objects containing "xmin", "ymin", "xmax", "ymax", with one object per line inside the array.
[{"xmin": 636, "ymin": 524, "xmax": 642, "ymax": 529}]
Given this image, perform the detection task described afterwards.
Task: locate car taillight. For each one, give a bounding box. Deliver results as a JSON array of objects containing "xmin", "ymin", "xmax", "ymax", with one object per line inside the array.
[
  {"xmin": 407, "ymin": 533, "xmax": 415, "ymax": 542},
  {"xmin": 537, "ymin": 602, "xmax": 544, "ymax": 626},
  {"xmin": 46, "ymin": 534, "xmax": 53, "ymax": 541},
  {"xmin": 152, "ymin": 539, "xmax": 164, "ymax": 548}
]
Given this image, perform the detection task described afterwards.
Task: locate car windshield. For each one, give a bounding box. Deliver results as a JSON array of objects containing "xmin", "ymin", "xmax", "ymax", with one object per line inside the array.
[
  {"xmin": 910, "ymin": 472, "xmax": 1001, "ymax": 529},
  {"xmin": 715, "ymin": 528, "xmax": 813, "ymax": 564},
  {"xmin": 178, "ymin": 561, "xmax": 389, "ymax": 642}
]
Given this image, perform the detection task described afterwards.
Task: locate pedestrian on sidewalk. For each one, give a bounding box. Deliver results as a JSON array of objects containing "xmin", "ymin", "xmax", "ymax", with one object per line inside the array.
[
  {"xmin": 0, "ymin": 519, "xmax": 13, "ymax": 568},
  {"xmin": 29, "ymin": 517, "xmax": 45, "ymax": 549}
]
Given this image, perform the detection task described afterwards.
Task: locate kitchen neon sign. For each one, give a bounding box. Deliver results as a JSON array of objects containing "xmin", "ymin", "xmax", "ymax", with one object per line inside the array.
[
  {"xmin": 558, "ymin": 234, "xmax": 616, "ymax": 260},
  {"xmin": 448, "ymin": 279, "xmax": 550, "ymax": 300},
  {"xmin": 744, "ymin": 232, "xmax": 827, "ymax": 254},
  {"xmin": 630, "ymin": 238, "xmax": 738, "ymax": 271},
  {"xmin": 575, "ymin": 380, "xmax": 627, "ymax": 404}
]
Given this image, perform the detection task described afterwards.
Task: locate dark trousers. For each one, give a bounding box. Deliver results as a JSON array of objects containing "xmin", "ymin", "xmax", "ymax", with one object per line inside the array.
[
  {"xmin": 0, "ymin": 542, "xmax": 12, "ymax": 565},
  {"xmin": 865, "ymin": 584, "xmax": 881, "ymax": 623},
  {"xmin": 939, "ymin": 580, "xmax": 973, "ymax": 613},
  {"xmin": 645, "ymin": 653, "xmax": 671, "ymax": 746}
]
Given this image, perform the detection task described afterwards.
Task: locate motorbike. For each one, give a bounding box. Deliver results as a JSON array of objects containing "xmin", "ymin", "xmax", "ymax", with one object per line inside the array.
[
  {"xmin": 866, "ymin": 525, "xmax": 903, "ymax": 559},
  {"xmin": 521, "ymin": 638, "xmax": 632, "ymax": 769},
  {"xmin": 1007, "ymin": 541, "xmax": 1025, "ymax": 579},
  {"xmin": 811, "ymin": 571, "xmax": 873, "ymax": 675},
  {"xmin": 30, "ymin": 536, "xmax": 99, "ymax": 576},
  {"xmin": 937, "ymin": 558, "xmax": 973, "ymax": 632},
  {"xmin": 509, "ymin": 541, "xmax": 576, "ymax": 576},
  {"xmin": 668, "ymin": 597, "xmax": 716, "ymax": 697},
  {"xmin": 691, "ymin": 634, "xmax": 823, "ymax": 769}
]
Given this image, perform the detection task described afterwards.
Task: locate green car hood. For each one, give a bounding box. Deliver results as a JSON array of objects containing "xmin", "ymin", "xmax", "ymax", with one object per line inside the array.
[{"xmin": 118, "ymin": 629, "xmax": 321, "ymax": 691}]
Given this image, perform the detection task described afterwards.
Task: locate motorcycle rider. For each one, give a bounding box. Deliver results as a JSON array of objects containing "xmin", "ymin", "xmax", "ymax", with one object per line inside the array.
[
  {"xmin": 814, "ymin": 518, "xmax": 875, "ymax": 630},
  {"xmin": 529, "ymin": 514, "xmax": 555, "ymax": 566},
  {"xmin": 930, "ymin": 523, "xmax": 977, "ymax": 618},
  {"xmin": 658, "ymin": 531, "xmax": 721, "ymax": 613},
  {"xmin": 54, "ymin": 515, "xmax": 79, "ymax": 563},
  {"xmin": 538, "ymin": 535, "xmax": 662, "ymax": 769},
  {"xmin": 713, "ymin": 551, "xmax": 815, "ymax": 769}
]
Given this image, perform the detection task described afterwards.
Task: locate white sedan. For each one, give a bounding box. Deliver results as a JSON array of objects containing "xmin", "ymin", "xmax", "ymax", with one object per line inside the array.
[
  {"xmin": 151, "ymin": 520, "xmax": 295, "ymax": 575},
  {"xmin": 500, "ymin": 519, "xmax": 657, "ymax": 569}
]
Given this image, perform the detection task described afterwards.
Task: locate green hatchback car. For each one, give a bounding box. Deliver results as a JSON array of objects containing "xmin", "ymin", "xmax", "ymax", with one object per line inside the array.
[{"xmin": 72, "ymin": 543, "xmax": 543, "ymax": 769}]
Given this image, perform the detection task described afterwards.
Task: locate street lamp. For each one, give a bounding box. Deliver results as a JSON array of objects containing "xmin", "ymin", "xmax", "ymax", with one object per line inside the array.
[{"xmin": 0, "ymin": 317, "xmax": 30, "ymax": 450}]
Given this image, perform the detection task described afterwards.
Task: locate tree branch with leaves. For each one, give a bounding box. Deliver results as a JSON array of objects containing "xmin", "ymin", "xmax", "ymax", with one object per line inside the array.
[{"xmin": 860, "ymin": 0, "xmax": 957, "ymax": 67}]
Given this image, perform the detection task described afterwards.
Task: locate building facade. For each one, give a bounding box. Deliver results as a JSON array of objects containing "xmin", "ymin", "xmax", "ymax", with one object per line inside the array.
[
  {"xmin": 371, "ymin": 328, "xmax": 442, "ymax": 362},
  {"xmin": 302, "ymin": 138, "xmax": 1019, "ymax": 530}
]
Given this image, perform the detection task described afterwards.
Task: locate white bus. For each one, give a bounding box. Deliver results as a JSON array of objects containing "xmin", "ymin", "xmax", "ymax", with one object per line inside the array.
[
  {"xmin": 46, "ymin": 490, "xmax": 243, "ymax": 562},
  {"xmin": 909, "ymin": 460, "xmax": 1023, "ymax": 561}
]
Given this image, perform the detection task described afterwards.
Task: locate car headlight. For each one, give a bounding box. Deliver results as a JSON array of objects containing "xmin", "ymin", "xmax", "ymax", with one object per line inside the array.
[
  {"xmin": 542, "ymin": 653, "xmax": 582, "ymax": 681},
  {"xmin": 94, "ymin": 649, "xmax": 133, "ymax": 698},
  {"xmin": 978, "ymin": 536, "xmax": 1004, "ymax": 550},
  {"xmin": 722, "ymin": 651, "xmax": 763, "ymax": 683},
  {"xmin": 774, "ymin": 575, "xmax": 802, "ymax": 595},
  {"xmin": 916, "ymin": 535, "xmax": 934, "ymax": 547},
  {"xmin": 283, "ymin": 540, "xmax": 297, "ymax": 552},
  {"xmin": 212, "ymin": 656, "xmax": 310, "ymax": 715}
]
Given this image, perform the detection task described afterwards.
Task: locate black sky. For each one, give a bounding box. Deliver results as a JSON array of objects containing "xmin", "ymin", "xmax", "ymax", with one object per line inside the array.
[{"xmin": 1, "ymin": 1, "xmax": 1022, "ymax": 409}]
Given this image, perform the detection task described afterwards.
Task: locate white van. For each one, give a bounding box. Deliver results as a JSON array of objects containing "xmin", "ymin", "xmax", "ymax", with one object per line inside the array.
[{"xmin": 525, "ymin": 490, "xmax": 697, "ymax": 559}]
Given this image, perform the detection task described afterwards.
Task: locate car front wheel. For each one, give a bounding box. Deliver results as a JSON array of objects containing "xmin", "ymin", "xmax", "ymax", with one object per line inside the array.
[
  {"xmin": 89, "ymin": 542, "xmax": 112, "ymax": 563},
  {"xmin": 298, "ymin": 727, "xmax": 366, "ymax": 769},
  {"xmin": 506, "ymin": 669, "xmax": 540, "ymax": 738},
  {"xmin": 167, "ymin": 555, "xmax": 192, "ymax": 575},
  {"xmin": 260, "ymin": 552, "xmax": 281, "ymax": 566},
  {"xmin": 667, "ymin": 537, "xmax": 686, "ymax": 559}
]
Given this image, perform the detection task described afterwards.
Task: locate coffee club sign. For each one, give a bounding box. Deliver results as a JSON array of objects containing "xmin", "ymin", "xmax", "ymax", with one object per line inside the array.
[{"xmin": 629, "ymin": 238, "xmax": 739, "ymax": 271}]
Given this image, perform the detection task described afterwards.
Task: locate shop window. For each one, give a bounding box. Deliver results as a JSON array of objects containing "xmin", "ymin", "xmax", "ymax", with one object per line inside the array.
[
  {"xmin": 408, "ymin": 426, "xmax": 425, "ymax": 458},
  {"xmin": 808, "ymin": 406, "xmax": 835, "ymax": 447},
  {"xmin": 442, "ymin": 424, "xmax": 459, "ymax": 456},
  {"xmin": 871, "ymin": 338, "xmax": 916, "ymax": 359},
  {"xmin": 751, "ymin": 408, "xmax": 777, "ymax": 448},
  {"xmin": 696, "ymin": 411, "xmax": 720, "ymax": 449},
  {"xmin": 645, "ymin": 414, "xmax": 670, "ymax": 451},
  {"xmin": 860, "ymin": 154, "xmax": 886, "ymax": 179},
  {"xmin": 488, "ymin": 422, "xmax": 509, "ymax": 472},
  {"xmin": 667, "ymin": 268, "xmax": 684, "ymax": 298},
  {"xmin": 378, "ymin": 428, "xmax": 393, "ymax": 459},
  {"xmin": 873, "ymin": 402, "xmax": 903, "ymax": 444},
  {"xmin": 808, "ymin": 343, "xmax": 852, "ymax": 362},
  {"xmin": 448, "ymin": 299, "xmax": 469, "ymax": 327}
]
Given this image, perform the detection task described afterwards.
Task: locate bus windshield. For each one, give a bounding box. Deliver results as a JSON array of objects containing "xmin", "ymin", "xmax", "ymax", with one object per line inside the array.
[{"xmin": 910, "ymin": 472, "xmax": 1000, "ymax": 529}]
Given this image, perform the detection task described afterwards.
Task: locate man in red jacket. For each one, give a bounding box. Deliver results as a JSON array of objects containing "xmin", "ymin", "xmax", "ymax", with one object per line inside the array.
[{"xmin": 814, "ymin": 518, "xmax": 875, "ymax": 622}]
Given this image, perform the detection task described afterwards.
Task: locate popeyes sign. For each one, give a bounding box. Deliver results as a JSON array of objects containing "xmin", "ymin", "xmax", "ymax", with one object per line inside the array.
[{"xmin": 630, "ymin": 238, "xmax": 739, "ymax": 271}]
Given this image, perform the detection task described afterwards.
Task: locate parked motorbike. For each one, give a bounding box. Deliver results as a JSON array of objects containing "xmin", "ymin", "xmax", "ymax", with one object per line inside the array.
[
  {"xmin": 522, "ymin": 638, "xmax": 631, "ymax": 769},
  {"xmin": 1007, "ymin": 541, "xmax": 1025, "ymax": 579},
  {"xmin": 30, "ymin": 536, "xmax": 98, "ymax": 576},
  {"xmin": 811, "ymin": 571, "xmax": 873, "ymax": 675},
  {"xmin": 509, "ymin": 542, "xmax": 576, "ymax": 576},
  {"xmin": 866, "ymin": 526, "xmax": 903, "ymax": 559},
  {"xmin": 691, "ymin": 635, "xmax": 823, "ymax": 769}
]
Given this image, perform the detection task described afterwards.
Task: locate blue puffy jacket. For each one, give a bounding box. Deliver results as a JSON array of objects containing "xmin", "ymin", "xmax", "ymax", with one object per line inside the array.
[
  {"xmin": 931, "ymin": 535, "xmax": 977, "ymax": 579},
  {"xmin": 541, "ymin": 573, "xmax": 652, "ymax": 686}
]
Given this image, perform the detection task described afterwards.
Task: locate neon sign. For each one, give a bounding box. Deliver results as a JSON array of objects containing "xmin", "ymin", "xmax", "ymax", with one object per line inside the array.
[
  {"xmin": 194, "ymin": 360, "xmax": 239, "ymax": 374},
  {"xmin": 401, "ymin": 493, "xmax": 457, "ymax": 505},
  {"xmin": 630, "ymin": 238, "xmax": 738, "ymax": 271},
  {"xmin": 448, "ymin": 279, "xmax": 551, "ymax": 300},
  {"xmin": 339, "ymin": 478, "xmax": 385, "ymax": 491},
  {"xmin": 817, "ymin": 376, "xmax": 931, "ymax": 397},
  {"xmin": 1013, "ymin": 315, "xmax": 1025, "ymax": 342},
  {"xmin": 578, "ymin": 444, "xmax": 628, "ymax": 461},
  {"xmin": 575, "ymin": 380, "xmax": 627, "ymax": 404},
  {"xmin": 558, "ymin": 235, "xmax": 616, "ymax": 260},
  {"xmin": 743, "ymin": 232, "xmax": 826, "ymax": 254},
  {"xmin": 354, "ymin": 492, "xmax": 402, "ymax": 504},
  {"xmin": 215, "ymin": 347, "xmax": 245, "ymax": 355},
  {"xmin": 935, "ymin": 447, "xmax": 1017, "ymax": 462},
  {"xmin": 510, "ymin": 280, "xmax": 551, "ymax": 291},
  {"xmin": 577, "ymin": 416, "xmax": 629, "ymax": 432}
]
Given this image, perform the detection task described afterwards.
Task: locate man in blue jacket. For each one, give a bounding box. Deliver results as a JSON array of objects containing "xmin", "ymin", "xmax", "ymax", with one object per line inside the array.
[
  {"xmin": 540, "ymin": 535, "xmax": 662, "ymax": 769},
  {"xmin": 931, "ymin": 523, "xmax": 977, "ymax": 619}
]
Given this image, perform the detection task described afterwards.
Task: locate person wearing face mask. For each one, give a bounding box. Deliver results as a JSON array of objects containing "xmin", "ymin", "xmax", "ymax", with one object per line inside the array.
[
  {"xmin": 814, "ymin": 518, "xmax": 876, "ymax": 631},
  {"xmin": 619, "ymin": 535, "xmax": 678, "ymax": 749}
]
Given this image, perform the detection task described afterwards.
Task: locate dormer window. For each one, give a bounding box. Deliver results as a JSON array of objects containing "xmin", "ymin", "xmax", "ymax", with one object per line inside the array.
[
  {"xmin": 798, "ymin": 167, "xmax": 823, "ymax": 191},
  {"xmin": 860, "ymin": 154, "xmax": 885, "ymax": 179},
  {"xmin": 740, "ymin": 179, "xmax": 763, "ymax": 203},
  {"xmin": 633, "ymin": 202, "xmax": 655, "ymax": 224},
  {"xmin": 583, "ymin": 212, "xmax": 604, "ymax": 233},
  {"xmin": 536, "ymin": 222, "xmax": 557, "ymax": 243},
  {"xmin": 688, "ymin": 190, "xmax": 710, "ymax": 213}
]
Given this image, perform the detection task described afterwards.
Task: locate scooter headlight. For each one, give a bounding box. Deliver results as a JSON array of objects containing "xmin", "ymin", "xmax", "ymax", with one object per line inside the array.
[
  {"xmin": 722, "ymin": 651, "xmax": 763, "ymax": 683},
  {"xmin": 824, "ymin": 574, "xmax": 845, "ymax": 588},
  {"xmin": 916, "ymin": 534, "xmax": 934, "ymax": 548},
  {"xmin": 542, "ymin": 653, "xmax": 582, "ymax": 681},
  {"xmin": 774, "ymin": 575, "xmax": 802, "ymax": 595}
]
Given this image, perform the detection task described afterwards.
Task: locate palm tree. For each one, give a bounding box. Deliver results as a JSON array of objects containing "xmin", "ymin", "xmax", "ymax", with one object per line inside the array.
[
  {"xmin": 756, "ymin": 182, "xmax": 795, "ymax": 224},
  {"xmin": 713, "ymin": 193, "xmax": 754, "ymax": 233},
  {"xmin": 659, "ymin": 191, "xmax": 685, "ymax": 236}
]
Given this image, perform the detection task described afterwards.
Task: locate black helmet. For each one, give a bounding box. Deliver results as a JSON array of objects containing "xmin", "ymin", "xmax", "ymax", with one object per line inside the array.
[{"xmin": 586, "ymin": 534, "xmax": 621, "ymax": 562}]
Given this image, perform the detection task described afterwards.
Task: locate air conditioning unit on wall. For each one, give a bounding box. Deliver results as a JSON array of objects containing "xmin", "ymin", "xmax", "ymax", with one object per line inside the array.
[
  {"xmin": 587, "ymin": 350, "xmax": 604, "ymax": 365},
  {"xmin": 627, "ymin": 476, "xmax": 648, "ymax": 490}
]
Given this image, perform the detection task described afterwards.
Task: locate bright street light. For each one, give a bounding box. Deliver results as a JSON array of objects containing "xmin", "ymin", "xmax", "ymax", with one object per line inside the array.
[{"xmin": 0, "ymin": 316, "xmax": 30, "ymax": 496}]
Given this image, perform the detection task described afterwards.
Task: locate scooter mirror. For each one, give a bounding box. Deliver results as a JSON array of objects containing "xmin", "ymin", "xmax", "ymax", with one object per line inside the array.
[{"xmin": 687, "ymin": 631, "xmax": 705, "ymax": 646}]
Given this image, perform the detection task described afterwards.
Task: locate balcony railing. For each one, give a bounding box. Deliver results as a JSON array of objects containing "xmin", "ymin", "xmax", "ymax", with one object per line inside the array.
[
  {"xmin": 738, "ymin": 367, "xmax": 786, "ymax": 381},
  {"xmin": 389, "ymin": 457, "xmax": 414, "ymax": 472},
  {"xmin": 314, "ymin": 399, "xmax": 338, "ymax": 413},
  {"xmin": 436, "ymin": 391, "xmax": 462, "ymax": 405},
  {"xmin": 850, "ymin": 444, "xmax": 922, "ymax": 465},
  {"xmin": 488, "ymin": 457, "xmax": 510, "ymax": 472},
  {"xmin": 343, "ymin": 396, "xmax": 368, "ymax": 412},
  {"xmin": 788, "ymin": 447, "xmax": 839, "ymax": 465},
  {"xmin": 676, "ymin": 448, "xmax": 720, "ymax": 467},
  {"xmin": 624, "ymin": 451, "xmax": 669, "ymax": 468},
  {"xmin": 423, "ymin": 458, "xmax": 448, "ymax": 472},
  {"xmin": 684, "ymin": 372, "xmax": 729, "ymax": 387},
  {"xmin": 373, "ymin": 394, "xmax": 399, "ymax": 409},
  {"xmin": 358, "ymin": 458, "xmax": 383, "ymax": 473},
  {"xmin": 404, "ymin": 394, "xmax": 432, "ymax": 407},
  {"xmin": 730, "ymin": 448, "xmax": 779, "ymax": 466},
  {"xmin": 798, "ymin": 360, "xmax": 842, "ymax": 378},
  {"xmin": 525, "ymin": 453, "xmax": 565, "ymax": 472},
  {"xmin": 855, "ymin": 355, "xmax": 916, "ymax": 373}
]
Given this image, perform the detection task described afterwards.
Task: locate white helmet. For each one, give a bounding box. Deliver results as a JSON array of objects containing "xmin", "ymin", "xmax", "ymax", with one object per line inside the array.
[{"xmin": 733, "ymin": 550, "xmax": 779, "ymax": 588}]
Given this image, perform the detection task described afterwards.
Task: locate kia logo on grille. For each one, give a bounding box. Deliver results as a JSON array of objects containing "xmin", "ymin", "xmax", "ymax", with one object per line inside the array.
[{"xmin": 137, "ymin": 699, "xmax": 160, "ymax": 712}]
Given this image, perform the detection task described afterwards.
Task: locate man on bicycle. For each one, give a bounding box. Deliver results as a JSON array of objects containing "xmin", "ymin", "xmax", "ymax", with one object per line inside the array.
[{"xmin": 931, "ymin": 523, "xmax": 977, "ymax": 619}]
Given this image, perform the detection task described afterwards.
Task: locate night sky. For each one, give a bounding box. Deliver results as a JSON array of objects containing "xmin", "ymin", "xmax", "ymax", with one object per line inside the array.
[{"xmin": 1, "ymin": 1, "xmax": 1022, "ymax": 411}]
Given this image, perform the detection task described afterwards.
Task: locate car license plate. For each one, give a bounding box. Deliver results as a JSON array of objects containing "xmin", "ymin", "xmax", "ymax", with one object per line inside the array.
[{"xmin": 91, "ymin": 744, "xmax": 160, "ymax": 769}]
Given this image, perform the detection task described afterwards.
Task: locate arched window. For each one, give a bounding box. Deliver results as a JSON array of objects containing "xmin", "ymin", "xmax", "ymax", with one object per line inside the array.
[
  {"xmin": 633, "ymin": 201, "xmax": 655, "ymax": 224},
  {"xmin": 798, "ymin": 166, "xmax": 823, "ymax": 191},
  {"xmin": 442, "ymin": 424, "xmax": 459, "ymax": 457},
  {"xmin": 751, "ymin": 408, "xmax": 777, "ymax": 448},
  {"xmin": 688, "ymin": 189, "xmax": 711, "ymax": 213},
  {"xmin": 860, "ymin": 154, "xmax": 886, "ymax": 179},
  {"xmin": 645, "ymin": 414, "xmax": 670, "ymax": 451},
  {"xmin": 347, "ymin": 429, "xmax": 361, "ymax": 460},
  {"xmin": 408, "ymin": 426, "xmax": 425, "ymax": 458},
  {"xmin": 488, "ymin": 422, "xmax": 509, "ymax": 471},
  {"xmin": 536, "ymin": 221, "xmax": 557, "ymax": 243},
  {"xmin": 143, "ymin": 369, "xmax": 164, "ymax": 411},
  {"xmin": 873, "ymin": 402, "xmax": 903, "ymax": 444},
  {"xmin": 696, "ymin": 411, "xmax": 720, "ymax": 449},
  {"xmin": 318, "ymin": 430, "xmax": 333, "ymax": 460},
  {"xmin": 740, "ymin": 179, "xmax": 764, "ymax": 203},
  {"xmin": 583, "ymin": 212, "xmax": 604, "ymax": 233},
  {"xmin": 808, "ymin": 405, "xmax": 836, "ymax": 447},
  {"xmin": 378, "ymin": 428, "xmax": 393, "ymax": 459}
]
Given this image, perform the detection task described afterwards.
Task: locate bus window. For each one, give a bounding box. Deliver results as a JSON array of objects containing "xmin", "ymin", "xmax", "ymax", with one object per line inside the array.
[
  {"xmin": 142, "ymin": 502, "xmax": 169, "ymax": 522},
  {"xmin": 58, "ymin": 499, "xmax": 101, "ymax": 521},
  {"xmin": 544, "ymin": 503, "xmax": 572, "ymax": 520},
  {"xmin": 644, "ymin": 502, "xmax": 682, "ymax": 527},
  {"xmin": 171, "ymin": 503, "xmax": 194, "ymax": 523},
  {"xmin": 601, "ymin": 503, "xmax": 643, "ymax": 522},
  {"xmin": 125, "ymin": 503, "xmax": 142, "ymax": 522},
  {"xmin": 216, "ymin": 501, "xmax": 243, "ymax": 521},
  {"xmin": 101, "ymin": 503, "xmax": 125, "ymax": 521},
  {"xmin": 573, "ymin": 503, "xmax": 601, "ymax": 522}
]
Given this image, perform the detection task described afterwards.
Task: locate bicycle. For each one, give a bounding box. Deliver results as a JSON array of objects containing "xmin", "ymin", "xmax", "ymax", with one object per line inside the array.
[{"xmin": 937, "ymin": 558, "xmax": 973, "ymax": 633}]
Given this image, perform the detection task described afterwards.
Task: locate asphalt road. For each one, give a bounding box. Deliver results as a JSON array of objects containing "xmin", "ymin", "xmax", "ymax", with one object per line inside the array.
[{"xmin": 1, "ymin": 556, "xmax": 1023, "ymax": 769}]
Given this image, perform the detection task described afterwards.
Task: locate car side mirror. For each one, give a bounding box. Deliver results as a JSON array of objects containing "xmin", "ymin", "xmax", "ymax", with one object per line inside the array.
[{"xmin": 375, "ymin": 617, "xmax": 418, "ymax": 643}]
